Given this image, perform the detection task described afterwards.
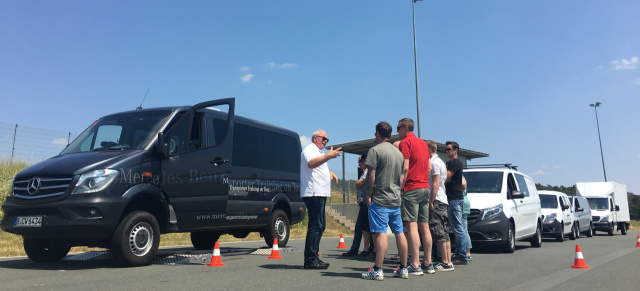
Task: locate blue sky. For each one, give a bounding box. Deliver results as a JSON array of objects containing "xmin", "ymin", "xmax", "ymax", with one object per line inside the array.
[{"xmin": 1, "ymin": 1, "xmax": 639, "ymax": 194}]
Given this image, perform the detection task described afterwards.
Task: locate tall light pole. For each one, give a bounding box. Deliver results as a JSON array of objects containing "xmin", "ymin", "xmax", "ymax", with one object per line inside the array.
[
  {"xmin": 590, "ymin": 102, "xmax": 607, "ymax": 181},
  {"xmin": 412, "ymin": 0, "xmax": 422, "ymax": 138}
]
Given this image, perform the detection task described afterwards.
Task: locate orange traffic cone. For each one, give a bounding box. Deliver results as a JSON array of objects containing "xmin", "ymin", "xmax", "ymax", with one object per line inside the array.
[
  {"xmin": 268, "ymin": 238, "xmax": 283, "ymax": 259},
  {"xmin": 206, "ymin": 241, "xmax": 226, "ymax": 267},
  {"xmin": 571, "ymin": 245, "xmax": 590, "ymax": 269},
  {"xmin": 337, "ymin": 234, "xmax": 347, "ymax": 249},
  {"xmin": 635, "ymin": 235, "xmax": 640, "ymax": 247}
]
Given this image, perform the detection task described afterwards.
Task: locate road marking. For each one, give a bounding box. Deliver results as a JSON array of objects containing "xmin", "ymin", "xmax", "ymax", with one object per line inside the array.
[{"xmin": 504, "ymin": 247, "xmax": 639, "ymax": 291}]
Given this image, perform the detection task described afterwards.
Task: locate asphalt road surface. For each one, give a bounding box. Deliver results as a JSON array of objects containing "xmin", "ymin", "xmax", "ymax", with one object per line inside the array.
[{"xmin": 1, "ymin": 231, "xmax": 639, "ymax": 291}]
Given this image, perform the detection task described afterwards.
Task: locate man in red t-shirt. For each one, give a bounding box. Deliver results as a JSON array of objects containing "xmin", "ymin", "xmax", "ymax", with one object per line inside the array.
[{"xmin": 397, "ymin": 118, "xmax": 434, "ymax": 275}]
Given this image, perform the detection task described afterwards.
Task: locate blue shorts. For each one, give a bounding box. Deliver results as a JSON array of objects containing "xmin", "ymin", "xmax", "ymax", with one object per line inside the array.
[{"xmin": 368, "ymin": 202, "xmax": 403, "ymax": 234}]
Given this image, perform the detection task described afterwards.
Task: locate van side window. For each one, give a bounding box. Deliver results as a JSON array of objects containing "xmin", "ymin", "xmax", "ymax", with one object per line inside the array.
[
  {"xmin": 210, "ymin": 116, "xmax": 228, "ymax": 146},
  {"xmin": 259, "ymin": 129, "xmax": 299, "ymax": 173},
  {"xmin": 233, "ymin": 123, "xmax": 260, "ymax": 167},
  {"xmin": 166, "ymin": 115, "xmax": 191, "ymax": 155},
  {"xmin": 574, "ymin": 198, "xmax": 581, "ymax": 211},
  {"xmin": 189, "ymin": 114, "xmax": 204, "ymax": 151},
  {"xmin": 514, "ymin": 174, "xmax": 530, "ymax": 197},
  {"xmin": 507, "ymin": 173, "xmax": 517, "ymax": 198}
]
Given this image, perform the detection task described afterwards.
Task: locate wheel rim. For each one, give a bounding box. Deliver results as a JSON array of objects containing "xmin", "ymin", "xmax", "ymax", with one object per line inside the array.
[
  {"xmin": 275, "ymin": 217, "xmax": 287, "ymax": 241},
  {"xmin": 129, "ymin": 222, "xmax": 153, "ymax": 257}
]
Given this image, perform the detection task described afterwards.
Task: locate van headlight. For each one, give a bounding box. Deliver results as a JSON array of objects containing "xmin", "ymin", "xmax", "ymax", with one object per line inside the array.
[
  {"xmin": 72, "ymin": 169, "xmax": 119, "ymax": 194},
  {"xmin": 544, "ymin": 213, "xmax": 557, "ymax": 222},
  {"xmin": 481, "ymin": 204, "xmax": 503, "ymax": 220},
  {"xmin": 599, "ymin": 215, "xmax": 609, "ymax": 222}
]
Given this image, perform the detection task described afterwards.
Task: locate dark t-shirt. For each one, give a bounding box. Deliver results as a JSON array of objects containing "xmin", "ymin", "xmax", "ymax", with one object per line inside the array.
[{"xmin": 445, "ymin": 158, "xmax": 463, "ymax": 201}]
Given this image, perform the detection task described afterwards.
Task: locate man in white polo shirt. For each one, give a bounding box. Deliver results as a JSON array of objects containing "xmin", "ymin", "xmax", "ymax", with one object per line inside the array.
[{"xmin": 301, "ymin": 129, "xmax": 342, "ymax": 269}]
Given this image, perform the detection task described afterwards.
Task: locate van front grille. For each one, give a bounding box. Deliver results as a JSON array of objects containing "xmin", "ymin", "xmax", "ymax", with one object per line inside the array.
[
  {"xmin": 467, "ymin": 209, "xmax": 481, "ymax": 225},
  {"xmin": 12, "ymin": 176, "xmax": 74, "ymax": 199},
  {"xmin": 592, "ymin": 216, "xmax": 600, "ymax": 222}
]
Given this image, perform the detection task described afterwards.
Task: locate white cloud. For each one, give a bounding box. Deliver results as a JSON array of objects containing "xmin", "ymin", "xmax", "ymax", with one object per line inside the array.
[
  {"xmin": 610, "ymin": 56, "xmax": 638, "ymax": 70},
  {"xmin": 240, "ymin": 74, "xmax": 254, "ymax": 83},
  {"xmin": 637, "ymin": 154, "xmax": 640, "ymax": 159},
  {"xmin": 279, "ymin": 63, "xmax": 298, "ymax": 69},
  {"xmin": 594, "ymin": 65, "xmax": 604, "ymax": 70},
  {"xmin": 540, "ymin": 165, "xmax": 548, "ymax": 168},
  {"xmin": 634, "ymin": 79, "xmax": 640, "ymax": 85},
  {"xmin": 300, "ymin": 136, "xmax": 312, "ymax": 148},
  {"xmin": 531, "ymin": 170, "xmax": 544, "ymax": 176},
  {"xmin": 265, "ymin": 61, "xmax": 298, "ymax": 69},
  {"xmin": 239, "ymin": 66, "xmax": 249, "ymax": 72},
  {"xmin": 51, "ymin": 138, "xmax": 68, "ymax": 146}
]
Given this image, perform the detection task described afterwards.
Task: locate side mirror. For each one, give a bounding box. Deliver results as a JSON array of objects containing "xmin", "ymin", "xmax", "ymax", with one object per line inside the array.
[
  {"xmin": 157, "ymin": 132, "xmax": 169, "ymax": 157},
  {"xmin": 576, "ymin": 207, "xmax": 584, "ymax": 212},
  {"xmin": 615, "ymin": 205, "xmax": 620, "ymax": 211},
  {"xmin": 511, "ymin": 191, "xmax": 524, "ymax": 199},
  {"xmin": 561, "ymin": 204, "xmax": 570, "ymax": 210}
]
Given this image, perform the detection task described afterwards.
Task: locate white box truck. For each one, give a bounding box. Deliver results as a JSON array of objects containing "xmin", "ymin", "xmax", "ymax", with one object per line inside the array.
[{"xmin": 576, "ymin": 182, "xmax": 630, "ymax": 236}]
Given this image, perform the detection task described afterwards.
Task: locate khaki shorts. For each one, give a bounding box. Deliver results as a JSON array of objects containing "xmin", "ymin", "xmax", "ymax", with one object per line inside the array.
[
  {"xmin": 401, "ymin": 188, "xmax": 430, "ymax": 223},
  {"xmin": 429, "ymin": 200, "xmax": 450, "ymax": 242}
]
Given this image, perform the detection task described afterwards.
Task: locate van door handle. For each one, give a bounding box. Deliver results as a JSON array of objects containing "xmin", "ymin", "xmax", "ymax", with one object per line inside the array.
[{"xmin": 211, "ymin": 158, "xmax": 229, "ymax": 166}]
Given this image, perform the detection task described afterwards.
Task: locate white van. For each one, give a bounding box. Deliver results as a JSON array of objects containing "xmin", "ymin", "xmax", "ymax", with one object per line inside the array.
[
  {"xmin": 464, "ymin": 166, "xmax": 543, "ymax": 253},
  {"xmin": 539, "ymin": 191, "xmax": 574, "ymax": 242},
  {"xmin": 570, "ymin": 195, "xmax": 594, "ymax": 237}
]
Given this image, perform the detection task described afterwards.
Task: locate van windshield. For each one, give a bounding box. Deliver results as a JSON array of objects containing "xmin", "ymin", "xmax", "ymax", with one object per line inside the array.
[
  {"xmin": 60, "ymin": 110, "xmax": 173, "ymax": 155},
  {"xmin": 586, "ymin": 197, "xmax": 609, "ymax": 210},
  {"xmin": 464, "ymin": 171, "xmax": 503, "ymax": 193},
  {"xmin": 539, "ymin": 194, "xmax": 558, "ymax": 209}
]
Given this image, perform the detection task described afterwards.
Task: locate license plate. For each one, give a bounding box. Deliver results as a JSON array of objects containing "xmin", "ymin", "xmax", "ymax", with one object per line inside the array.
[{"xmin": 13, "ymin": 216, "xmax": 43, "ymax": 227}]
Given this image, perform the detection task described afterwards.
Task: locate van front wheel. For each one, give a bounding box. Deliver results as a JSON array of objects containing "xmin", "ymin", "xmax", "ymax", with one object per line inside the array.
[
  {"xmin": 530, "ymin": 222, "xmax": 542, "ymax": 248},
  {"xmin": 264, "ymin": 209, "xmax": 290, "ymax": 248},
  {"xmin": 111, "ymin": 211, "xmax": 160, "ymax": 267},
  {"xmin": 502, "ymin": 222, "xmax": 515, "ymax": 253},
  {"xmin": 24, "ymin": 239, "xmax": 71, "ymax": 263}
]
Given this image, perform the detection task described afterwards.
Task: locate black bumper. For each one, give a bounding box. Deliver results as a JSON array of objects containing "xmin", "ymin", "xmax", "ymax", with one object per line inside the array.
[
  {"xmin": 467, "ymin": 211, "xmax": 510, "ymax": 245},
  {"xmin": 542, "ymin": 220, "xmax": 562, "ymax": 237},
  {"xmin": 593, "ymin": 221, "xmax": 612, "ymax": 232},
  {"xmin": 1, "ymin": 193, "xmax": 124, "ymax": 241}
]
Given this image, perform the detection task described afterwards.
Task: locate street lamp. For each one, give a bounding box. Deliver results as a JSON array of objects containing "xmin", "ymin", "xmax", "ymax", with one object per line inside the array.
[
  {"xmin": 589, "ymin": 102, "xmax": 607, "ymax": 181},
  {"xmin": 412, "ymin": 0, "xmax": 422, "ymax": 138}
]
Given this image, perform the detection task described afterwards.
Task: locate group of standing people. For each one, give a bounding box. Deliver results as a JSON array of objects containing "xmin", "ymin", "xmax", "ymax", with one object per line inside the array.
[{"xmin": 300, "ymin": 119, "xmax": 472, "ymax": 281}]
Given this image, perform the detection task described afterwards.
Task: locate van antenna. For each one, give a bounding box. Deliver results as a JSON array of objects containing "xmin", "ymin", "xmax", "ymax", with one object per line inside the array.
[{"xmin": 136, "ymin": 89, "xmax": 149, "ymax": 110}]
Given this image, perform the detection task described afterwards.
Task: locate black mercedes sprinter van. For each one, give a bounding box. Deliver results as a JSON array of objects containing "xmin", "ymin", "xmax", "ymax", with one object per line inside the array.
[{"xmin": 1, "ymin": 98, "xmax": 305, "ymax": 266}]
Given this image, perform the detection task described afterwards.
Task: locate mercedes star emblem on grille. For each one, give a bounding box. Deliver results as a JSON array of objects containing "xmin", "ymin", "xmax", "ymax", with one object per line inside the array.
[{"xmin": 27, "ymin": 177, "xmax": 41, "ymax": 195}]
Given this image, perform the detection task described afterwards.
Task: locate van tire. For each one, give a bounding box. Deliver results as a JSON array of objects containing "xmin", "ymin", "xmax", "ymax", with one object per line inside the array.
[
  {"xmin": 530, "ymin": 222, "xmax": 542, "ymax": 248},
  {"xmin": 621, "ymin": 223, "xmax": 627, "ymax": 235},
  {"xmin": 575, "ymin": 223, "xmax": 580, "ymax": 239},
  {"xmin": 502, "ymin": 222, "xmax": 515, "ymax": 253},
  {"xmin": 585, "ymin": 223, "xmax": 593, "ymax": 237},
  {"xmin": 607, "ymin": 223, "xmax": 614, "ymax": 236},
  {"xmin": 569, "ymin": 223, "xmax": 577, "ymax": 240},
  {"xmin": 555, "ymin": 225, "xmax": 565, "ymax": 242},
  {"xmin": 111, "ymin": 211, "xmax": 160, "ymax": 267},
  {"xmin": 191, "ymin": 231, "xmax": 221, "ymax": 250},
  {"xmin": 263, "ymin": 209, "xmax": 290, "ymax": 248},
  {"xmin": 23, "ymin": 239, "xmax": 71, "ymax": 263}
]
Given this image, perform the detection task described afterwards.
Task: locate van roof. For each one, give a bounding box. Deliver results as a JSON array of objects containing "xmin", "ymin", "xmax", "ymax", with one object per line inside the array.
[{"xmin": 101, "ymin": 106, "xmax": 299, "ymax": 138}]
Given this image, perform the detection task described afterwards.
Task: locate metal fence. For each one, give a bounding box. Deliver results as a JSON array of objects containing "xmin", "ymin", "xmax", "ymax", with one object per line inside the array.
[{"xmin": 0, "ymin": 122, "xmax": 78, "ymax": 162}]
